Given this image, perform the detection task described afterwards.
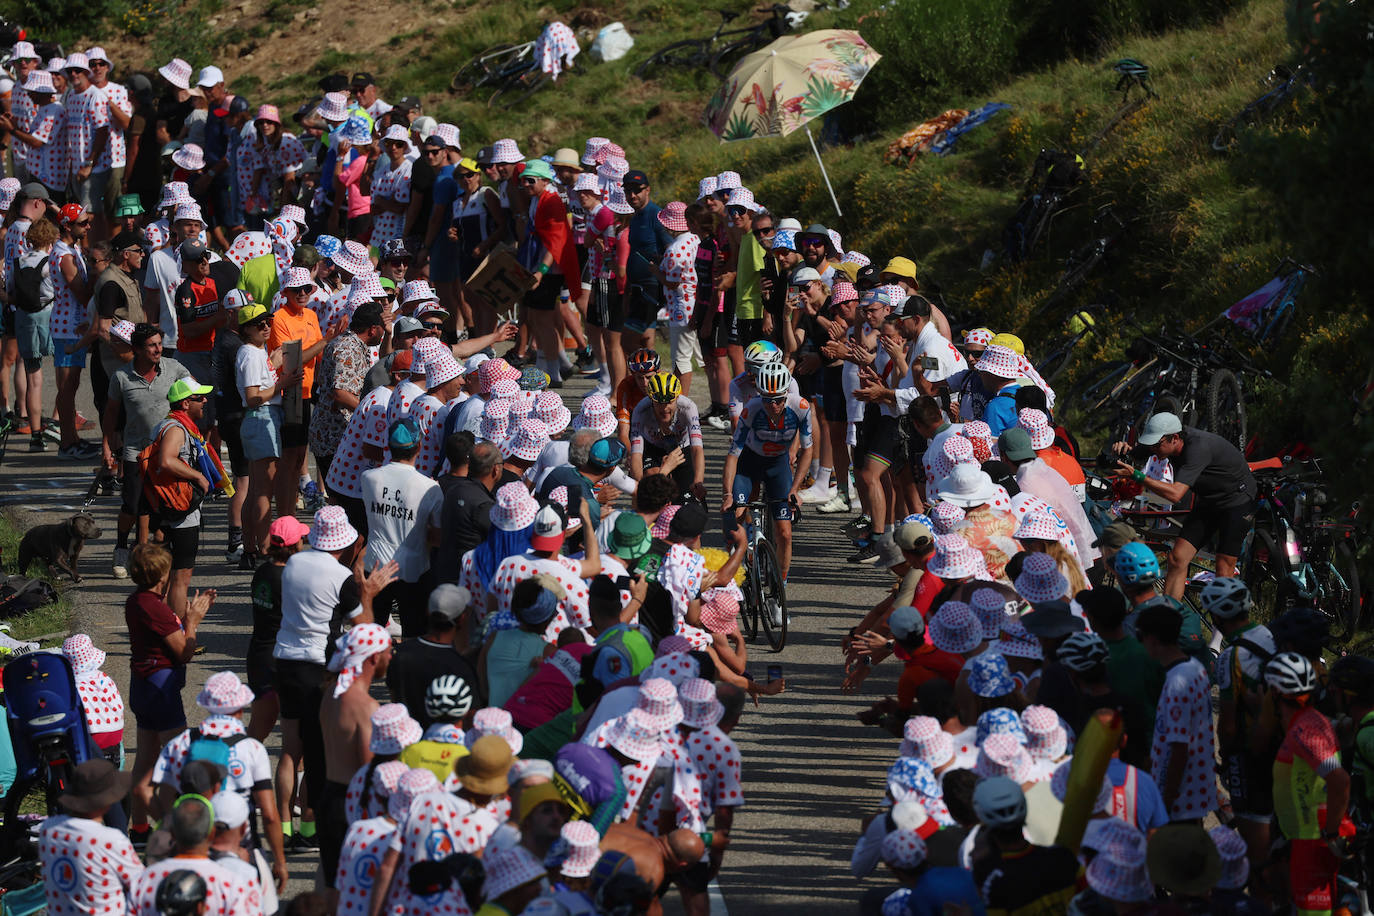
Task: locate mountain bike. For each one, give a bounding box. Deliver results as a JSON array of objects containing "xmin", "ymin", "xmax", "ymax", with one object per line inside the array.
[
  {"xmin": 449, "ymin": 40, "xmax": 550, "ymax": 109},
  {"xmin": 1214, "ymin": 258, "xmax": 1314, "ymax": 345},
  {"xmin": 1033, "ymin": 299, "xmax": 1110, "ymax": 384},
  {"xmin": 735, "ymin": 499, "xmax": 788, "ymax": 652},
  {"xmin": 634, "ymin": 5, "xmax": 796, "ymax": 81},
  {"xmin": 1212, "ymin": 63, "xmax": 1308, "ymax": 152},
  {"xmin": 1002, "ymin": 148, "xmax": 1086, "ymax": 263}
]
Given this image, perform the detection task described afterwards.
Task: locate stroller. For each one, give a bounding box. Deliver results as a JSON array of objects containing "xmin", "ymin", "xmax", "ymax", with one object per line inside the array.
[{"xmin": 0, "ymin": 652, "xmax": 94, "ymax": 862}]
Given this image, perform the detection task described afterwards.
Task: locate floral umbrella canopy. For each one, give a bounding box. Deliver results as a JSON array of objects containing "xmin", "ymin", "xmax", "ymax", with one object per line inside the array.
[
  {"xmin": 705, "ymin": 30, "xmax": 880, "ymax": 140},
  {"xmin": 704, "ymin": 29, "xmax": 880, "ymax": 214}
]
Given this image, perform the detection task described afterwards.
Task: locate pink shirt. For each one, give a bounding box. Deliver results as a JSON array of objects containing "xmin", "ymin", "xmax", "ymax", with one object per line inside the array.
[{"xmin": 338, "ymin": 154, "xmax": 372, "ymax": 219}]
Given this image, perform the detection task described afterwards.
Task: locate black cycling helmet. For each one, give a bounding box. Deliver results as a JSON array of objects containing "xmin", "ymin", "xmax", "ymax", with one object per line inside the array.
[
  {"xmin": 156, "ymin": 870, "xmax": 208, "ymax": 916},
  {"xmin": 1330, "ymin": 655, "xmax": 1374, "ymax": 705},
  {"xmin": 1267, "ymin": 606, "xmax": 1329, "ymax": 659}
]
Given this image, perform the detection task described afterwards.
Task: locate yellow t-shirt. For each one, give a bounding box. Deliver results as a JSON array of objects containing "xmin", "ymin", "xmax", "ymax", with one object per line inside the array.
[{"xmin": 399, "ymin": 739, "xmax": 469, "ymax": 783}]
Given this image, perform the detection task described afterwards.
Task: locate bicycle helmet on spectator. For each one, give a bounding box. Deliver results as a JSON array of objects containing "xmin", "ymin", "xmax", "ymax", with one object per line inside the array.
[
  {"xmin": 1268, "ymin": 606, "xmax": 1329, "ymax": 658},
  {"xmin": 646, "ymin": 372, "xmax": 682, "ymax": 403},
  {"xmin": 1057, "ymin": 631, "xmax": 1110, "ymax": 673},
  {"xmin": 627, "ymin": 348, "xmax": 660, "ymax": 374},
  {"xmin": 743, "ymin": 340, "xmax": 782, "ymax": 373},
  {"xmin": 1264, "ymin": 651, "xmax": 1317, "ymax": 697},
  {"xmin": 1199, "ymin": 576, "xmax": 1251, "ymax": 620},
  {"xmin": 755, "ymin": 362, "xmax": 792, "ymax": 397},
  {"xmin": 156, "ymin": 870, "xmax": 208, "ymax": 916},
  {"xmin": 1113, "ymin": 541, "xmax": 1160, "ymax": 587},
  {"xmin": 1330, "ymin": 655, "xmax": 1374, "ymax": 704},
  {"xmin": 426, "ymin": 674, "xmax": 475, "ymax": 722},
  {"xmin": 972, "ymin": 776, "xmax": 1027, "ymax": 828}
]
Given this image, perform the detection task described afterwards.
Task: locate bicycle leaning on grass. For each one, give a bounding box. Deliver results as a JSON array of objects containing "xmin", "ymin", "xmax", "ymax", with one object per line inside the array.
[
  {"xmin": 633, "ymin": 5, "xmax": 798, "ymax": 81},
  {"xmin": 450, "ymin": 36, "xmax": 553, "ymax": 109}
]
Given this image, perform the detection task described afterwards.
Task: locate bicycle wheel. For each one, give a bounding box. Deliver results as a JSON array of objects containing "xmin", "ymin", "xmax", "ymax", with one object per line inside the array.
[
  {"xmin": 1211, "ymin": 116, "xmax": 1241, "ymax": 152},
  {"xmin": 1322, "ymin": 541, "xmax": 1360, "ymax": 643},
  {"xmin": 451, "ymin": 44, "xmax": 517, "ymax": 95},
  {"xmin": 739, "ymin": 549, "xmax": 761, "ymax": 641},
  {"xmin": 755, "ymin": 540, "xmax": 788, "ymax": 652},
  {"xmin": 634, "ymin": 39, "xmax": 708, "ymax": 80},
  {"xmin": 1242, "ymin": 528, "xmax": 1289, "ymax": 623},
  {"xmin": 709, "ymin": 36, "xmax": 764, "ymax": 79},
  {"xmin": 1206, "ymin": 368, "xmax": 1247, "ymax": 449},
  {"xmin": 1035, "ymin": 339, "xmax": 1077, "ymax": 384},
  {"xmin": 492, "ymin": 68, "xmax": 549, "ymax": 110}
]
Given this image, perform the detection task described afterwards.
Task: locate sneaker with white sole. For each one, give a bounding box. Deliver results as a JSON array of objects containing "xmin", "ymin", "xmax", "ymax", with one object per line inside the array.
[
  {"xmin": 842, "ymin": 514, "xmax": 873, "ymax": 538},
  {"xmin": 0, "ymin": 632, "xmax": 39, "ymax": 655},
  {"xmin": 799, "ymin": 482, "xmax": 833, "ymax": 504},
  {"xmin": 225, "ymin": 543, "xmax": 245, "ymax": 564},
  {"xmin": 847, "ymin": 541, "xmax": 880, "ymax": 564},
  {"xmin": 705, "ymin": 412, "xmax": 729, "ymax": 431},
  {"xmin": 818, "ymin": 493, "xmax": 852, "ymax": 514},
  {"xmin": 112, "ymin": 546, "xmax": 130, "ymax": 579}
]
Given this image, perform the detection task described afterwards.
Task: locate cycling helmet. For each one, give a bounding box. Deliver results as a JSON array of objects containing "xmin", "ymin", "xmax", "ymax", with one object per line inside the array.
[
  {"xmin": 646, "ymin": 372, "xmax": 682, "ymax": 403},
  {"xmin": 156, "ymin": 870, "xmax": 208, "ymax": 916},
  {"xmin": 743, "ymin": 339, "xmax": 782, "ymax": 373},
  {"xmin": 755, "ymin": 362, "xmax": 792, "ymax": 397},
  {"xmin": 627, "ymin": 347, "xmax": 660, "ymax": 374},
  {"xmin": 425, "ymin": 674, "xmax": 475, "ymax": 722},
  {"xmin": 1112, "ymin": 541, "xmax": 1160, "ymax": 587},
  {"xmin": 1268, "ymin": 606, "xmax": 1329, "ymax": 658},
  {"xmin": 1057, "ymin": 631, "xmax": 1110, "ymax": 673},
  {"xmin": 972, "ymin": 776, "xmax": 1027, "ymax": 828},
  {"xmin": 1264, "ymin": 650, "xmax": 1317, "ymax": 697},
  {"xmin": 1329, "ymin": 655, "xmax": 1374, "ymax": 704},
  {"xmin": 1199, "ymin": 576, "xmax": 1251, "ymax": 620}
]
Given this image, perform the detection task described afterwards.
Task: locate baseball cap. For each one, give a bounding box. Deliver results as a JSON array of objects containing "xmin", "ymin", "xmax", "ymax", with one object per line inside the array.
[
  {"xmin": 350, "ymin": 71, "xmax": 376, "ymax": 88},
  {"xmin": 587, "ymin": 436, "xmax": 626, "ymax": 471},
  {"xmin": 428, "ymin": 584, "xmax": 471, "ymax": 622},
  {"xmin": 221, "ymin": 288, "xmax": 254, "ymax": 311},
  {"xmin": 166, "ymin": 377, "xmax": 213, "ymax": 403},
  {"xmin": 20, "ymin": 181, "xmax": 52, "ymax": 203},
  {"xmin": 789, "ymin": 267, "xmax": 822, "ymax": 286},
  {"xmin": 196, "ymin": 65, "xmax": 224, "ymax": 87},
  {"xmin": 394, "ymin": 95, "xmax": 422, "ymax": 111},
  {"xmin": 669, "ymin": 502, "xmax": 708, "ymax": 540},
  {"xmin": 211, "ymin": 790, "xmax": 249, "ymax": 829},
  {"xmin": 1137, "ymin": 412, "xmax": 1182, "ymax": 446},
  {"xmin": 317, "ymin": 73, "xmax": 348, "ymax": 93},
  {"xmin": 890, "ymin": 606, "xmax": 925, "ymax": 642},
  {"xmin": 1092, "ymin": 520, "xmax": 1139, "ymax": 550},
  {"xmin": 393, "ymin": 315, "xmax": 424, "ymax": 336},
  {"xmin": 623, "ymin": 169, "xmax": 649, "ymax": 189},
  {"xmin": 388, "ymin": 418, "xmax": 420, "ymax": 449},
  {"xmin": 531, "ymin": 504, "xmax": 567, "ymax": 552},
  {"xmin": 178, "ymin": 239, "xmax": 208, "ymax": 262},
  {"xmin": 894, "ymin": 517, "xmax": 935, "ymax": 552},
  {"xmin": 111, "ymin": 229, "xmax": 144, "ymax": 252},
  {"xmin": 269, "ymin": 516, "xmax": 311, "ymax": 546},
  {"xmin": 997, "ymin": 428, "xmax": 1036, "ymax": 462}
]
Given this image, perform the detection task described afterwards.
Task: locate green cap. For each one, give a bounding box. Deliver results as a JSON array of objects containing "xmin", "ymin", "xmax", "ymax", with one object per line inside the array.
[
  {"xmin": 167, "ymin": 377, "xmax": 213, "ymax": 403},
  {"xmin": 522, "ymin": 158, "xmax": 555, "ymax": 182},
  {"xmin": 607, "ymin": 512, "xmax": 652, "ymax": 561},
  {"xmin": 379, "ymin": 277, "xmax": 397, "ymax": 291},
  {"xmin": 997, "ymin": 427, "xmax": 1036, "ymax": 462},
  {"xmin": 113, "ymin": 194, "xmax": 144, "ymax": 218}
]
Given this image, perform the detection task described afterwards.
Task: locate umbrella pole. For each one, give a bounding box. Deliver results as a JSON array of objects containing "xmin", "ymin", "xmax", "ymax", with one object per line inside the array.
[{"xmin": 806, "ymin": 125, "xmax": 843, "ymax": 218}]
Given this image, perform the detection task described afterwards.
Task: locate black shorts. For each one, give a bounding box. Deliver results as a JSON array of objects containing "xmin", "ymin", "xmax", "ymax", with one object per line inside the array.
[
  {"xmin": 0, "ymin": 305, "xmax": 14, "ymax": 338},
  {"xmin": 672, "ymin": 860, "xmax": 713, "ymax": 894},
  {"xmin": 121, "ymin": 459, "xmax": 146, "ymax": 517},
  {"xmin": 281, "ymin": 400, "xmax": 312, "ymax": 450},
  {"xmin": 275, "ymin": 658, "xmax": 327, "ymax": 721},
  {"xmin": 219, "ymin": 409, "xmax": 248, "ymax": 478},
  {"xmin": 157, "ymin": 524, "xmax": 200, "ymax": 570},
  {"xmin": 1221, "ymin": 751, "xmax": 1274, "ymax": 821},
  {"xmin": 822, "ymin": 365, "xmax": 847, "ymax": 423},
  {"xmin": 859, "ymin": 413, "xmax": 903, "ymax": 470},
  {"xmin": 1178, "ymin": 500, "xmax": 1254, "ymax": 558},
  {"xmin": 641, "ymin": 443, "xmax": 695, "ymax": 496},
  {"xmin": 586, "ymin": 279, "xmax": 624, "ymax": 331},
  {"xmin": 245, "ymin": 648, "xmax": 276, "ymax": 697},
  {"xmin": 524, "ymin": 275, "xmax": 561, "ymax": 312},
  {"xmin": 735, "ymin": 318, "xmax": 763, "ymax": 349}
]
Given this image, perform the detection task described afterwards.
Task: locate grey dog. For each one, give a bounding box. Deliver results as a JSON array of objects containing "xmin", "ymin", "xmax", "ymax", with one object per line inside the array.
[{"xmin": 17, "ymin": 513, "xmax": 103, "ymax": 583}]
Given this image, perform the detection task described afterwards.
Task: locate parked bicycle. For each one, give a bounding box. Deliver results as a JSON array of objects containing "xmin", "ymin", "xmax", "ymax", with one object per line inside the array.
[
  {"xmin": 1036, "ymin": 205, "xmax": 1132, "ymax": 316},
  {"xmin": 736, "ymin": 499, "xmax": 788, "ymax": 652},
  {"xmin": 1002, "ymin": 148, "xmax": 1086, "ymax": 263},
  {"xmin": 1212, "ymin": 63, "xmax": 1309, "ymax": 152},
  {"xmin": 1033, "ymin": 298, "xmax": 1110, "ymax": 384},
  {"xmin": 450, "ymin": 38, "xmax": 550, "ymax": 109},
  {"xmin": 1212, "ymin": 257, "xmax": 1314, "ymax": 346},
  {"xmin": 1241, "ymin": 456, "xmax": 1362, "ymax": 640},
  {"xmin": 634, "ymin": 5, "xmax": 797, "ymax": 81}
]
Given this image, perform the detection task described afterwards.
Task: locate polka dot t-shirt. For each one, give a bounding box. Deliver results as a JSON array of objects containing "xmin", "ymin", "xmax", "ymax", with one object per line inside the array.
[
  {"xmin": 385, "ymin": 790, "xmax": 495, "ymax": 915},
  {"xmin": 1149, "ymin": 657, "xmax": 1217, "ymax": 821},
  {"xmin": 39, "ymin": 815, "xmax": 143, "ymax": 916},
  {"xmin": 130, "ymin": 856, "xmax": 260, "ymax": 916},
  {"xmin": 326, "ymin": 385, "xmax": 392, "ymax": 499},
  {"xmin": 334, "ymin": 815, "xmax": 396, "ymax": 914}
]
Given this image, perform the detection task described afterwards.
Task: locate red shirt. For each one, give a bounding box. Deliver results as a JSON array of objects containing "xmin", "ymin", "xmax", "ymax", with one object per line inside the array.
[
  {"xmin": 897, "ymin": 643, "xmax": 966, "ymax": 707},
  {"xmin": 125, "ymin": 589, "xmax": 183, "ymax": 679}
]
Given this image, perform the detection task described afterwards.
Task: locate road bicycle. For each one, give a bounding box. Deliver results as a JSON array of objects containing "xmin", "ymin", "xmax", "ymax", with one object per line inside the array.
[
  {"xmin": 1212, "ymin": 63, "xmax": 1308, "ymax": 152},
  {"xmin": 634, "ymin": 5, "xmax": 797, "ymax": 81},
  {"xmin": 1240, "ymin": 457, "xmax": 1362, "ymax": 640},
  {"xmin": 735, "ymin": 499, "xmax": 788, "ymax": 652},
  {"xmin": 450, "ymin": 40, "xmax": 551, "ymax": 109}
]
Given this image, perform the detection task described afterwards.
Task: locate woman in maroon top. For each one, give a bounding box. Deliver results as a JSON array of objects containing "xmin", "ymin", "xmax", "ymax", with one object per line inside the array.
[{"xmin": 124, "ymin": 542, "xmax": 215, "ymax": 838}]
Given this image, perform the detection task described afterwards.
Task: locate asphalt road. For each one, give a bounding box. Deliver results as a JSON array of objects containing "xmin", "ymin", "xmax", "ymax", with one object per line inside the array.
[{"xmin": 2, "ymin": 350, "xmax": 903, "ymax": 911}]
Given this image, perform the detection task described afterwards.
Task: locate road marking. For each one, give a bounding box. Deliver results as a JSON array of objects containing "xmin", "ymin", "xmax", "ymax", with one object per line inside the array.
[{"xmin": 709, "ymin": 879, "xmax": 729, "ymax": 916}]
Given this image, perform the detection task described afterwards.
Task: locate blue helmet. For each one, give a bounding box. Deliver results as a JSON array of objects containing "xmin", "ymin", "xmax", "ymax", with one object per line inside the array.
[{"xmin": 1113, "ymin": 541, "xmax": 1160, "ymax": 586}]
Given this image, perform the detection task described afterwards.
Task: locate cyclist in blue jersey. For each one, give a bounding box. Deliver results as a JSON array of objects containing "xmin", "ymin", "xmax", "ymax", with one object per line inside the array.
[
  {"xmin": 721, "ymin": 363, "xmax": 812, "ymax": 586},
  {"xmin": 728, "ymin": 339, "xmax": 791, "ymax": 430}
]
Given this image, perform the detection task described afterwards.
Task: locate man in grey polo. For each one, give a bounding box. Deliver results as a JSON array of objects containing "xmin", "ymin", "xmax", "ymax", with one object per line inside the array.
[{"xmin": 101, "ymin": 322, "xmax": 191, "ymax": 578}]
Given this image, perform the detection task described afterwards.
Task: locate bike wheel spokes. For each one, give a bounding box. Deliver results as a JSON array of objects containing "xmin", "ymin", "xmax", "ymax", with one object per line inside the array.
[
  {"xmin": 740, "ymin": 552, "xmax": 760, "ymax": 641},
  {"xmin": 1242, "ymin": 529, "xmax": 1289, "ymax": 624},
  {"xmin": 755, "ymin": 541, "xmax": 788, "ymax": 652},
  {"xmin": 1325, "ymin": 541, "xmax": 1360, "ymax": 643}
]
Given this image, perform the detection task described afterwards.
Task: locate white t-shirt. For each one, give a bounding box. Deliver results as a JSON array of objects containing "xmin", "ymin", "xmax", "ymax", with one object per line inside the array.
[
  {"xmin": 142, "ymin": 247, "xmax": 183, "ymax": 348},
  {"xmin": 889, "ymin": 322, "xmax": 967, "ymax": 418},
  {"xmin": 150, "ymin": 717, "xmax": 272, "ymax": 803},
  {"xmin": 1150, "ymin": 657, "xmax": 1217, "ymax": 821},
  {"xmin": 273, "ymin": 549, "xmax": 358, "ymax": 663},
  {"xmin": 335, "ymin": 816, "xmax": 397, "ymax": 914},
  {"xmin": 130, "ymin": 856, "xmax": 260, "ymax": 916},
  {"xmin": 385, "ymin": 792, "xmax": 497, "ymax": 915},
  {"xmin": 235, "ymin": 344, "xmax": 279, "ymax": 406},
  {"xmin": 38, "ymin": 814, "xmax": 143, "ymax": 916},
  {"xmin": 361, "ymin": 461, "xmax": 442, "ymax": 582}
]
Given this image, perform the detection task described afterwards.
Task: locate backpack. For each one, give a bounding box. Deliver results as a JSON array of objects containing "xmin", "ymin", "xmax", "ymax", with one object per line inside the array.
[
  {"xmin": 137, "ymin": 420, "xmax": 208, "ymax": 518},
  {"xmin": 13, "ymin": 258, "xmax": 49, "ymax": 314},
  {"xmin": 187, "ymin": 727, "xmax": 247, "ymax": 778},
  {"xmin": 0, "ymin": 575, "xmax": 58, "ymax": 619}
]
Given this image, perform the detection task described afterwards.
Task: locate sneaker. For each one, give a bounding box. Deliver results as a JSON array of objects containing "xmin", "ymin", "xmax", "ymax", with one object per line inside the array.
[
  {"xmin": 386, "ymin": 616, "xmax": 404, "ymax": 638},
  {"xmin": 799, "ymin": 481, "xmax": 833, "ymax": 504},
  {"xmin": 0, "ymin": 632, "xmax": 38, "ymax": 654},
  {"xmin": 59, "ymin": 441, "xmax": 102, "ymax": 460},
  {"xmin": 847, "ymin": 541, "xmax": 880, "ymax": 564},
  {"xmin": 292, "ymin": 831, "xmax": 320, "ymax": 851},
  {"xmin": 29, "ymin": 434, "xmax": 46, "ymax": 452},
  {"xmin": 800, "ymin": 473, "xmax": 815, "ymax": 490},
  {"xmin": 818, "ymin": 493, "xmax": 852, "ymax": 514},
  {"xmin": 225, "ymin": 543, "xmax": 245, "ymax": 564},
  {"xmin": 239, "ymin": 551, "xmax": 259, "ymax": 571},
  {"xmin": 75, "ymin": 412, "xmax": 96, "ymax": 431},
  {"xmin": 705, "ymin": 411, "xmax": 729, "ymax": 431},
  {"xmin": 112, "ymin": 547, "xmax": 130, "ymax": 579},
  {"xmin": 842, "ymin": 514, "xmax": 873, "ymax": 539}
]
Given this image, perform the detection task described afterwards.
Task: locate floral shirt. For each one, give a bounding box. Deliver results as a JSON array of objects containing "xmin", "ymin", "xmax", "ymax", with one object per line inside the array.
[
  {"xmin": 62, "ymin": 84, "xmax": 111, "ymax": 179},
  {"xmin": 48, "ymin": 240, "xmax": 90, "ymax": 339},
  {"xmin": 310, "ymin": 331, "xmax": 372, "ymax": 456},
  {"xmin": 39, "ymin": 815, "xmax": 143, "ymax": 916},
  {"xmin": 326, "ymin": 385, "xmax": 392, "ymax": 499},
  {"xmin": 954, "ymin": 504, "xmax": 1019, "ymax": 580}
]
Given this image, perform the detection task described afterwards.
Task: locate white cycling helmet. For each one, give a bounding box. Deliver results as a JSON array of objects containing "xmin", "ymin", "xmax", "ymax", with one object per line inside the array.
[
  {"xmin": 1263, "ymin": 651, "xmax": 1317, "ymax": 697},
  {"xmin": 425, "ymin": 674, "xmax": 475, "ymax": 721},
  {"xmin": 1199, "ymin": 576, "xmax": 1251, "ymax": 620},
  {"xmin": 1056, "ymin": 631, "xmax": 1110, "ymax": 673},
  {"xmin": 755, "ymin": 362, "xmax": 792, "ymax": 397},
  {"xmin": 743, "ymin": 339, "xmax": 782, "ymax": 372},
  {"xmin": 972, "ymin": 776, "xmax": 1027, "ymax": 828}
]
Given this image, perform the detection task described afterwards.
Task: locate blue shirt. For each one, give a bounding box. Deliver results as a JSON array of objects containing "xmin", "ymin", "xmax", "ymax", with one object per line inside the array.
[
  {"xmin": 432, "ymin": 165, "xmax": 458, "ymax": 219},
  {"xmin": 982, "ymin": 382, "xmax": 1022, "ymax": 437},
  {"xmin": 627, "ymin": 201, "xmax": 673, "ymax": 286},
  {"xmin": 202, "ymin": 108, "xmax": 233, "ymax": 165},
  {"xmin": 906, "ymin": 867, "xmax": 986, "ymax": 916},
  {"xmin": 1107, "ymin": 757, "xmax": 1170, "ymax": 831}
]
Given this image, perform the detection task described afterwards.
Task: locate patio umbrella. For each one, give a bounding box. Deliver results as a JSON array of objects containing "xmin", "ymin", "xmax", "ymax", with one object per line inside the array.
[{"xmin": 704, "ymin": 29, "xmax": 881, "ymax": 217}]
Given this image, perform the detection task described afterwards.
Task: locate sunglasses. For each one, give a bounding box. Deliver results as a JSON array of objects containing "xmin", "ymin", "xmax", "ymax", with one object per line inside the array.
[
  {"xmin": 727, "ymin": 206, "xmax": 749, "ymax": 217},
  {"xmin": 75, "ymin": 219, "xmax": 92, "ymax": 227},
  {"xmin": 422, "ymin": 322, "xmax": 444, "ymax": 330},
  {"xmin": 386, "ymin": 257, "xmax": 412, "ymax": 266},
  {"xmin": 762, "ymin": 395, "xmax": 787, "ymax": 404},
  {"xmin": 186, "ymin": 394, "xmax": 208, "ymax": 402},
  {"xmin": 625, "ymin": 185, "xmax": 647, "ymax": 194},
  {"xmin": 521, "ymin": 177, "xmax": 539, "ymax": 186},
  {"xmin": 753, "ymin": 226, "xmax": 775, "ymax": 236},
  {"xmin": 424, "ymin": 148, "xmax": 444, "ymax": 155},
  {"xmin": 802, "ymin": 237, "xmax": 826, "ymax": 247},
  {"xmin": 246, "ymin": 320, "xmax": 270, "ymax": 331}
]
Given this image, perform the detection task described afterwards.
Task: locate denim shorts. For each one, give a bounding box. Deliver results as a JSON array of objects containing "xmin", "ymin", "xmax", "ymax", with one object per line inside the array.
[
  {"xmin": 129, "ymin": 666, "xmax": 187, "ymax": 732},
  {"xmin": 241, "ymin": 404, "xmax": 283, "ymax": 461},
  {"xmin": 52, "ymin": 336, "xmax": 87, "ymax": 369},
  {"xmin": 15, "ymin": 308, "xmax": 53, "ymax": 369}
]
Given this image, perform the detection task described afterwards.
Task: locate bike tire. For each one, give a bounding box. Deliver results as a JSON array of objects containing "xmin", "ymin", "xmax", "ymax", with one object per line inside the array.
[
  {"xmin": 709, "ymin": 36, "xmax": 763, "ymax": 79},
  {"xmin": 1154, "ymin": 394, "xmax": 1186, "ymax": 427},
  {"xmin": 1036, "ymin": 340, "xmax": 1077, "ymax": 385},
  {"xmin": 634, "ymin": 39, "xmax": 708, "ymax": 80},
  {"xmin": 1325, "ymin": 540, "xmax": 1360, "ymax": 643},
  {"xmin": 450, "ymin": 43, "xmax": 517, "ymax": 95},
  {"xmin": 740, "ymin": 550, "xmax": 761, "ymax": 641},
  {"xmin": 1205, "ymin": 368, "xmax": 1247, "ymax": 450},
  {"xmin": 1211, "ymin": 117, "xmax": 1240, "ymax": 152},
  {"xmin": 755, "ymin": 540, "xmax": 788, "ymax": 652},
  {"xmin": 1242, "ymin": 528, "xmax": 1289, "ymax": 624},
  {"xmin": 494, "ymin": 69, "xmax": 549, "ymax": 110}
]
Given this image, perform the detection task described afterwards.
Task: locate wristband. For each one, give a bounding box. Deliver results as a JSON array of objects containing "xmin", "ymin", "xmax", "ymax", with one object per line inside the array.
[
  {"xmin": 1132, "ymin": 469, "xmax": 1145, "ymax": 483},
  {"xmin": 538, "ymin": 263, "xmax": 551, "ymax": 275},
  {"xmin": 700, "ymin": 831, "xmax": 713, "ymax": 849}
]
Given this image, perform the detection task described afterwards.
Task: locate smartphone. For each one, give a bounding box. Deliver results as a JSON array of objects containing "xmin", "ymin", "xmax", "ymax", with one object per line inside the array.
[
  {"xmin": 767, "ymin": 664, "xmax": 782, "ymax": 683},
  {"xmin": 921, "ymin": 355, "xmax": 940, "ymax": 370}
]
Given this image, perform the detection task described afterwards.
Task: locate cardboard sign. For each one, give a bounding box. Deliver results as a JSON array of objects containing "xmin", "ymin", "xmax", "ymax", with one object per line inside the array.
[
  {"xmin": 281, "ymin": 339, "xmax": 302, "ymax": 425},
  {"xmin": 464, "ymin": 245, "xmax": 532, "ymax": 318}
]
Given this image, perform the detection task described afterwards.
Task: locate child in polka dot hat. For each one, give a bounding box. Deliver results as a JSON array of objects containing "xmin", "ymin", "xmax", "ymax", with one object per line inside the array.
[{"xmin": 62, "ymin": 634, "xmax": 125, "ymax": 758}]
